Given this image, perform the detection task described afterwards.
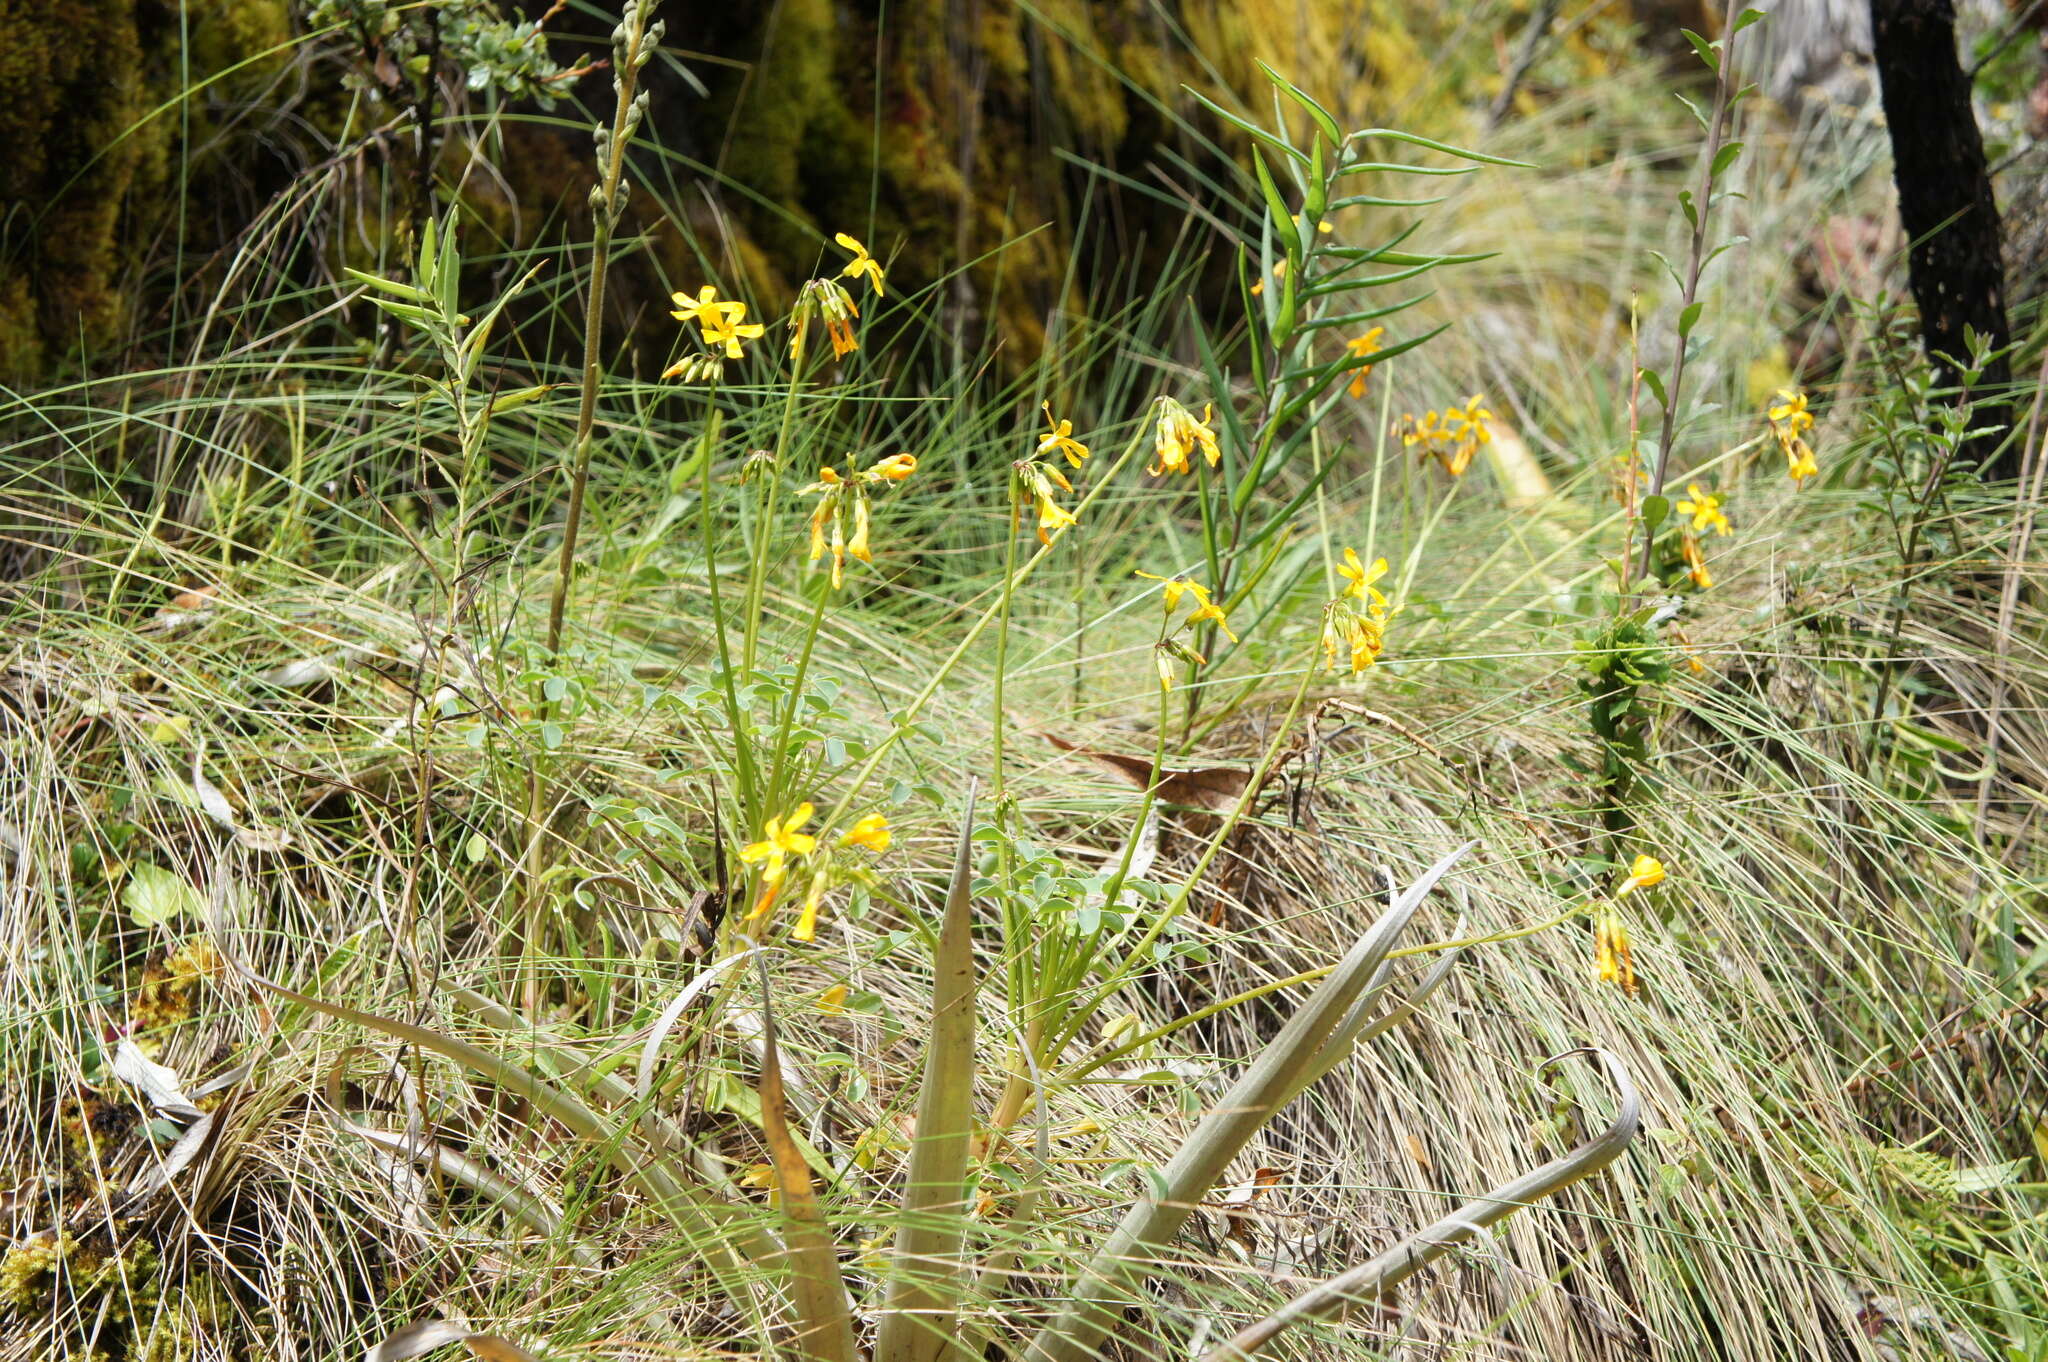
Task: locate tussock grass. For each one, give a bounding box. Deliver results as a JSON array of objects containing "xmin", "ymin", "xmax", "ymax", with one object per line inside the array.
[{"xmin": 3, "ymin": 14, "xmax": 2046, "ymax": 1362}]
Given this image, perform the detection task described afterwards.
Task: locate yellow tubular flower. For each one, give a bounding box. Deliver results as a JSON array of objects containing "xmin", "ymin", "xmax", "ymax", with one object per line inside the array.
[
  {"xmin": 793, "ymin": 865, "xmax": 831, "ymax": 942},
  {"xmin": 1345, "ymin": 329, "xmax": 1385, "ymax": 399},
  {"xmin": 829, "ymin": 517, "xmax": 847, "ymax": 589},
  {"xmin": 1038, "ymin": 405, "xmax": 1090, "ymax": 467},
  {"xmin": 740, "ymin": 803, "xmax": 818, "ymax": 918},
  {"xmin": 867, "ymin": 453, "xmax": 917, "ymax": 481},
  {"xmin": 835, "ymin": 232, "xmax": 886, "ymax": 296},
  {"xmin": 1616, "ymin": 854, "xmax": 1665, "ymax": 895},
  {"xmin": 1783, "ymin": 433, "xmax": 1819, "ymax": 483},
  {"xmin": 1674, "ymin": 483, "xmax": 1731, "ymax": 536},
  {"xmin": 1036, "ymin": 494, "xmax": 1078, "ymax": 546},
  {"xmin": 840, "ymin": 814, "xmax": 891, "ymax": 852},
  {"xmin": 1183, "ymin": 589, "xmax": 1237, "ymax": 642},
  {"xmin": 1682, "ymin": 532, "xmax": 1713, "ymax": 589},
  {"xmin": 1149, "ymin": 398, "xmax": 1221, "ymax": 476},
  {"xmin": 848, "ymin": 493, "xmax": 872, "ymax": 563},
  {"xmin": 1154, "ymin": 646, "xmax": 1177, "ymax": 692}
]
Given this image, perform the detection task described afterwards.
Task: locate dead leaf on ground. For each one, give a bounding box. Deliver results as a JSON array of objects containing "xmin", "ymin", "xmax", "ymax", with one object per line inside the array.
[{"xmin": 1035, "ymin": 732, "xmax": 1252, "ymax": 812}]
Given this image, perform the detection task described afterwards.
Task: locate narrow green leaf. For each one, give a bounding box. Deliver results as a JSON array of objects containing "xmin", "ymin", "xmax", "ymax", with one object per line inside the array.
[
  {"xmin": 1638, "ymin": 367, "xmax": 1668, "ymax": 406},
  {"xmin": 1181, "ymin": 87, "xmax": 1310, "ymax": 164},
  {"xmin": 1642, "ymin": 494, "xmax": 1671, "ymax": 533},
  {"xmin": 435, "ymin": 208, "xmax": 461, "ymax": 320},
  {"xmin": 1710, "ymin": 141, "xmax": 1744, "ymax": 180},
  {"xmin": 342, "ymin": 268, "xmax": 433, "ymax": 302},
  {"xmin": 1253, "ymin": 149, "xmax": 1302, "ymax": 263},
  {"xmin": 1257, "ymin": 62, "xmax": 1343, "ymax": 150},
  {"xmin": 1335, "ymin": 161, "xmax": 1479, "ymax": 178},
  {"xmin": 1678, "ymin": 301, "xmax": 1704, "ymax": 339},
  {"xmin": 1673, "ymin": 92, "xmax": 1708, "ymax": 129},
  {"xmin": 1732, "ymin": 7, "xmax": 1767, "ymax": 34},
  {"xmin": 1349, "ymin": 128, "xmax": 1535, "ymax": 168}
]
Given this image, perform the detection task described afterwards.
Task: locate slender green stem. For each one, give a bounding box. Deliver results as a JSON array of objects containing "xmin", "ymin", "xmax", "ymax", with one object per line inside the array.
[
  {"xmin": 741, "ymin": 368, "xmax": 806, "ymax": 676},
  {"xmin": 697, "ymin": 381, "xmax": 759, "ymax": 820},
  {"xmin": 763, "ymin": 576, "xmax": 832, "ymax": 809},
  {"xmin": 815, "ymin": 425, "xmax": 1146, "ymax": 833}
]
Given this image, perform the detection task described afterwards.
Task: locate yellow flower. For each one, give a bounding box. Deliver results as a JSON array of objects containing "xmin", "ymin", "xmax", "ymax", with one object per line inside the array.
[
  {"xmin": 1616, "ymin": 854, "xmax": 1665, "ymax": 895},
  {"xmin": 790, "ymin": 278, "xmax": 861, "ymax": 362},
  {"xmin": 1150, "ymin": 398, "xmax": 1221, "ymax": 477},
  {"xmin": 1035, "ymin": 493, "xmax": 1078, "ymax": 545},
  {"xmin": 1681, "ymin": 532, "xmax": 1713, "ymax": 590},
  {"xmin": 703, "ymin": 304, "xmax": 766, "ymax": 360},
  {"xmin": 740, "ymin": 803, "xmax": 818, "ymax": 919},
  {"xmin": 1336, "ymin": 548, "xmax": 1388, "ymax": 603},
  {"xmin": 1345, "ymin": 328, "xmax": 1385, "ymax": 399},
  {"xmin": 1135, "ymin": 570, "xmax": 1236, "ymax": 641},
  {"xmin": 835, "ymin": 232, "xmax": 886, "ymax": 296},
  {"xmin": 867, "ymin": 453, "xmax": 917, "ymax": 481},
  {"xmin": 1782, "ymin": 433, "xmax": 1819, "ymax": 483},
  {"xmin": 840, "ymin": 813, "xmax": 891, "ymax": 853},
  {"xmin": 817, "ymin": 984, "xmax": 849, "ymax": 1014},
  {"xmin": 670, "ymin": 285, "xmax": 746, "ymax": 328},
  {"xmin": 1321, "ymin": 601, "xmax": 1389, "ymax": 675},
  {"xmin": 847, "ymin": 493, "xmax": 872, "ymax": 564},
  {"xmin": 1767, "ymin": 388, "xmax": 1813, "ymax": 437},
  {"xmin": 1674, "ymin": 483, "xmax": 1730, "ymax": 536},
  {"xmin": 1038, "ymin": 405, "xmax": 1090, "ymax": 467},
  {"xmin": 1249, "ymin": 258, "xmax": 1288, "ymax": 296},
  {"xmin": 1593, "ymin": 909, "xmax": 1637, "ymax": 996},
  {"xmin": 793, "ymin": 865, "xmax": 831, "ymax": 942}
]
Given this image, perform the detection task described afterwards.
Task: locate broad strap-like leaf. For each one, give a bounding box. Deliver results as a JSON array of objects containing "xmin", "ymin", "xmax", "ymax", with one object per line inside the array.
[{"xmin": 874, "ymin": 782, "xmax": 982, "ymax": 1362}]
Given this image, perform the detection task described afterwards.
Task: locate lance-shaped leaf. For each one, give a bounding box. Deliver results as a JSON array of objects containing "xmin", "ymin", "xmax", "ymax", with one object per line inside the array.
[
  {"xmin": 756, "ymin": 955, "xmax": 859, "ymax": 1362},
  {"xmin": 1025, "ymin": 843, "xmax": 1474, "ymax": 1362},
  {"xmin": 875, "ymin": 782, "xmax": 982, "ymax": 1362},
  {"xmin": 1199, "ymin": 1048, "xmax": 1641, "ymax": 1361}
]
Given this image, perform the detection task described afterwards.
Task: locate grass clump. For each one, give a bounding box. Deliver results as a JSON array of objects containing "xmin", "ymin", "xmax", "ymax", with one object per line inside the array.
[{"xmin": 3, "ymin": 7, "xmax": 2046, "ymax": 1362}]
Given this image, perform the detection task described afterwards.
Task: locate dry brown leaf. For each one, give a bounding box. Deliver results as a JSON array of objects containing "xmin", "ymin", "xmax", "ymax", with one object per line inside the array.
[{"xmin": 1036, "ymin": 732, "xmax": 1251, "ymax": 812}]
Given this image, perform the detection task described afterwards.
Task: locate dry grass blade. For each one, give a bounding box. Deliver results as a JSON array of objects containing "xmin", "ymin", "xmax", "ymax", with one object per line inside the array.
[
  {"xmin": 754, "ymin": 952, "xmax": 859, "ymax": 1362},
  {"xmin": 366, "ymin": 1321, "xmax": 542, "ymax": 1362},
  {"xmin": 875, "ymin": 781, "xmax": 981, "ymax": 1362},
  {"xmin": 1201, "ymin": 1046, "xmax": 1642, "ymax": 1360},
  {"xmin": 1026, "ymin": 841, "xmax": 1475, "ymax": 1362}
]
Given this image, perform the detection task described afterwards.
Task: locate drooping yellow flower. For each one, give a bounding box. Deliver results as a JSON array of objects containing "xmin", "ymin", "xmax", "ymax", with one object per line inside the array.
[
  {"xmin": 1782, "ymin": 433, "xmax": 1819, "ymax": 483},
  {"xmin": 1153, "ymin": 637, "xmax": 1207, "ymax": 692},
  {"xmin": 670, "ymin": 285, "xmax": 747, "ymax": 328},
  {"xmin": 1345, "ymin": 328, "xmax": 1385, "ymax": 400},
  {"xmin": 835, "ymin": 232, "xmax": 886, "ymax": 296},
  {"xmin": 1135, "ymin": 570, "xmax": 1236, "ymax": 641},
  {"xmin": 847, "ymin": 493, "xmax": 872, "ymax": 564},
  {"xmin": 1681, "ymin": 532, "xmax": 1713, "ymax": 590},
  {"xmin": 1674, "ymin": 483, "xmax": 1730, "ymax": 536},
  {"xmin": 1616, "ymin": 854, "xmax": 1665, "ymax": 895},
  {"xmin": 740, "ymin": 803, "xmax": 818, "ymax": 919},
  {"xmin": 1035, "ymin": 493, "xmax": 1078, "ymax": 544},
  {"xmin": 1038, "ymin": 405, "xmax": 1090, "ymax": 467},
  {"xmin": 702, "ymin": 304, "xmax": 767, "ymax": 360},
  {"xmin": 792, "ymin": 865, "xmax": 831, "ymax": 942},
  {"xmin": 867, "ymin": 453, "xmax": 917, "ymax": 481},
  {"xmin": 840, "ymin": 814, "xmax": 891, "ymax": 853},
  {"xmin": 1593, "ymin": 909, "xmax": 1637, "ymax": 996},
  {"xmin": 790, "ymin": 278, "xmax": 861, "ymax": 362},
  {"xmin": 1150, "ymin": 398, "xmax": 1221, "ymax": 477},
  {"xmin": 1336, "ymin": 548, "xmax": 1388, "ymax": 603}
]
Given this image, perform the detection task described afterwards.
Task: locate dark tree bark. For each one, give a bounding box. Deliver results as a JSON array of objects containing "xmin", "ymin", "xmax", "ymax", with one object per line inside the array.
[{"xmin": 1870, "ymin": 0, "xmax": 2016, "ymax": 476}]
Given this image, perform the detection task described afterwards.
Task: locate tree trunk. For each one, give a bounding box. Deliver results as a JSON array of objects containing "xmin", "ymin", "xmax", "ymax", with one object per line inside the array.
[{"xmin": 1869, "ymin": 0, "xmax": 2016, "ymax": 476}]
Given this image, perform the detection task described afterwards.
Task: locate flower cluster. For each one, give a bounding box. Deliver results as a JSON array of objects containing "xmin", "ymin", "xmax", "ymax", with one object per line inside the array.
[
  {"xmin": 801, "ymin": 453, "xmax": 918, "ymax": 589},
  {"xmin": 790, "ymin": 277, "xmax": 861, "ymax": 362},
  {"xmin": 1593, "ymin": 855, "xmax": 1665, "ymax": 996},
  {"xmin": 740, "ymin": 803, "xmax": 892, "ymax": 941},
  {"xmin": 1673, "ymin": 482, "xmax": 1728, "ymax": 590},
  {"xmin": 1150, "ymin": 397, "xmax": 1220, "ymax": 476},
  {"xmin": 1321, "ymin": 548, "xmax": 1394, "ymax": 675},
  {"xmin": 1017, "ymin": 405, "xmax": 1091, "ymax": 544},
  {"xmin": 1135, "ymin": 570, "xmax": 1235, "ymax": 691},
  {"xmin": 1767, "ymin": 389, "xmax": 1819, "ymax": 483},
  {"xmin": 1399, "ymin": 393, "xmax": 1493, "ymax": 476}
]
